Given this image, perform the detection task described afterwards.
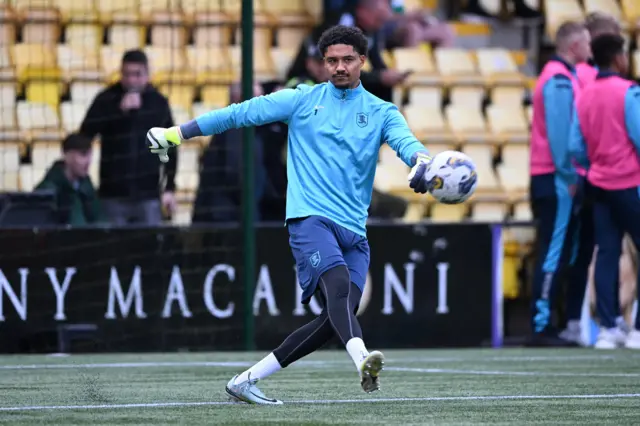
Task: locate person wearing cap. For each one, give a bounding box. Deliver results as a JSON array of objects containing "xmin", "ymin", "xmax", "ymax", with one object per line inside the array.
[{"xmin": 286, "ymin": 44, "xmax": 330, "ymax": 89}]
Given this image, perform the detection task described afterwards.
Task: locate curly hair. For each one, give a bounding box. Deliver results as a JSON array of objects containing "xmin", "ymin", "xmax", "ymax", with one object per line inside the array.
[{"xmin": 317, "ymin": 25, "xmax": 369, "ymax": 57}]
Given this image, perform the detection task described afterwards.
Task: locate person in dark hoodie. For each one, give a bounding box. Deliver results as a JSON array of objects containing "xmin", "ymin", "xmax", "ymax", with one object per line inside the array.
[
  {"xmin": 35, "ymin": 133, "xmax": 105, "ymax": 226},
  {"xmin": 80, "ymin": 49, "xmax": 177, "ymax": 226}
]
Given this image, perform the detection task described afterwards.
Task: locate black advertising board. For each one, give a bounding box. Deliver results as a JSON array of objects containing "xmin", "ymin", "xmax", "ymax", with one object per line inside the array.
[{"xmin": 0, "ymin": 224, "xmax": 496, "ymax": 353}]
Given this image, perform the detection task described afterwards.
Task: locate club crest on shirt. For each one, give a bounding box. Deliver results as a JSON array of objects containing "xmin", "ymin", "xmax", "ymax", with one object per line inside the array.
[
  {"xmin": 356, "ymin": 113, "xmax": 368, "ymax": 128},
  {"xmin": 309, "ymin": 251, "xmax": 321, "ymax": 268}
]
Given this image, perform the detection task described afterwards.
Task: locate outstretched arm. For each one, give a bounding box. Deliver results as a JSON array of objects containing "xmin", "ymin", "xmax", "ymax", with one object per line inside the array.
[
  {"xmin": 382, "ymin": 104, "xmax": 430, "ymax": 167},
  {"xmin": 179, "ymin": 88, "xmax": 301, "ymax": 139}
]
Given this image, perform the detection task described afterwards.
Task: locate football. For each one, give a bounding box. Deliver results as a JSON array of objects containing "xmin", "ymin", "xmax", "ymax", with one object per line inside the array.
[{"xmin": 426, "ymin": 151, "xmax": 478, "ymax": 204}]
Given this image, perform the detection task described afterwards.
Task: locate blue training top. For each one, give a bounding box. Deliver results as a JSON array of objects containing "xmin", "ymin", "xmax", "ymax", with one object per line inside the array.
[{"xmin": 189, "ymin": 81, "xmax": 428, "ymax": 236}]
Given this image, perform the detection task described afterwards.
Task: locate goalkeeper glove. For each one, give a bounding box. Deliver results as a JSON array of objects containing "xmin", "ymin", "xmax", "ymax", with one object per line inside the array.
[
  {"xmin": 408, "ymin": 152, "xmax": 433, "ymax": 194},
  {"xmin": 146, "ymin": 126, "xmax": 183, "ymax": 163}
]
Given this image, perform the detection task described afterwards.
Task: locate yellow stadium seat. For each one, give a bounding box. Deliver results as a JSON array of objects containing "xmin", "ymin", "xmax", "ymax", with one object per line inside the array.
[
  {"xmin": 158, "ymin": 83, "xmax": 195, "ymax": 110},
  {"xmin": 187, "ymin": 46, "xmax": 235, "ymax": 84},
  {"xmin": 221, "ymin": 0, "xmax": 264, "ymax": 17},
  {"xmin": 20, "ymin": 7, "xmax": 60, "ymax": 45},
  {"xmin": 430, "ymin": 203, "xmax": 468, "ymax": 223},
  {"xmin": 407, "ymin": 86, "xmax": 442, "ymax": 109},
  {"xmin": 176, "ymin": 143, "xmax": 201, "ymax": 193},
  {"xmin": 475, "ymin": 48, "xmax": 525, "ymax": 87},
  {"xmin": 544, "ymin": 0, "xmax": 584, "ymax": 40},
  {"xmin": 31, "ymin": 140, "xmax": 62, "ymax": 173},
  {"xmin": 16, "ymin": 101, "xmax": 64, "ymax": 141},
  {"xmin": 25, "ymin": 80, "xmax": 62, "ymax": 111},
  {"xmin": 57, "ymin": 45, "xmax": 102, "ymax": 81},
  {"xmin": 18, "ymin": 164, "xmax": 35, "ymax": 191},
  {"xmin": 60, "ymin": 101, "xmax": 86, "ymax": 132},
  {"xmin": 0, "ymin": 81, "xmax": 16, "ymax": 107},
  {"xmin": 96, "ymin": 0, "xmax": 140, "ymax": 23},
  {"xmin": 53, "ymin": 0, "xmax": 98, "ymax": 23},
  {"xmin": 496, "ymin": 143, "xmax": 529, "ymax": 195},
  {"xmin": 374, "ymin": 145, "xmax": 413, "ymax": 196},
  {"xmin": 461, "ymin": 144, "xmax": 502, "ymax": 193},
  {"xmin": 101, "ymin": 45, "xmax": 126, "ymax": 78},
  {"xmin": 0, "ymin": 105, "xmax": 18, "ymax": 131},
  {"xmin": 144, "ymin": 46, "xmax": 188, "ymax": 78},
  {"xmin": 491, "ymin": 86, "xmax": 524, "ymax": 108},
  {"xmin": 583, "ymin": 0, "xmax": 623, "ymax": 22},
  {"xmin": 172, "ymin": 202, "xmax": 193, "ymax": 225},
  {"xmin": 108, "ymin": 22, "xmax": 146, "ymax": 48},
  {"xmin": 181, "ymin": 0, "xmax": 221, "ymax": 18},
  {"xmin": 449, "ymin": 86, "xmax": 485, "ymax": 110},
  {"xmin": 235, "ymin": 14, "xmax": 273, "ymax": 52},
  {"xmin": 513, "ymin": 200, "xmax": 532, "ymax": 221},
  {"xmin": 486, "ymin": 105, "xmax": 529, "ymax": 144},
  {"xmin": 621, "ymin": 0, "xmax": 640, "ymax": 23},
  {"xmin": 89, "ymin": 140, "xmax": 100, "ymax": 184},
  {"xmin": 170, "ymin": 105, "xmax": 191, "ymax": 125},
  {"xmin": 192, "ymin": 12, "xmax": 233, "ymax": 46},
  {"xmin": 0, "ymin": 7, "xmax": 16, "ymax": 45},
  {"xmin": 0, "ymin": 141, "xmax": 20, "ymax": 190},
  {"xmin": 471, "ymin": 200, "xmax": 508, "ymax": 222},
  {"xmin": 271, "ymin": 47, "xmax": 297, "ymax": 81},
  {"xmin": 201, "ymin": 85, "xmax": 230, "ymax": 108},
  {"xmin": 139, "ymin": 0, "xmax": 181, "ymax": 16},
  {"xmin": 633, "ymin": 51, "xmax": 640, "ymax": 79},
  {"xmin": 69, "ymin": 81, "xmax": 104, "ymax": 105},
  {"xmin": 150, "ymin": 11, "xmax": 188, "ymax": 47},
  {"xmin": 13, "ymin": 44, "xmax": 57, "ymax": 79},
  {"xmin": 192, "ymin": 103, "xmax": 220, "ymax": 121},
  {"xmin": 276, "ymin": 27, "xmax": 312, "ymax": 50},
  {"xmin": 65, "ymin": 23, "xmax": 103, "ymax": 48},
  {"xmin": 229, "ymin": 45, "xmax": 275, "ymax": 81},
  {"xmin": 445, "ymin": 104, "xmax": 493, "ymax": 144},
  {"xmin": 402, "ymin": 105, "xmax": 453, "ymax": 143},
  {"xmin": 434, "ymin": 48, "xmax": 483, "ymax": 86},
  {"xmin": 392, "ymin": 47, "xmax": 440, "ymax": 85},
  {"xmin": 525, "ymin": 105, "xmax": 533, "ymax": 125}
]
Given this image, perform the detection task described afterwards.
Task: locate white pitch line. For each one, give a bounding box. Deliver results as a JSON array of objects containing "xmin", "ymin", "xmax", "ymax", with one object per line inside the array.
[
  {"xmin": 1, "ymin": 393, "xmax": 640, "ymax": 412},
  {"xmin": 388, "ymin": 367, "xmax": 640, "ymax": 378}
]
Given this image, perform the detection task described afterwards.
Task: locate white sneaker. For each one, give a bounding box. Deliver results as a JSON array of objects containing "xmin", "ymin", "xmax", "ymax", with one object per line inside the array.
[
  {"xmin": 594, "ymin": 327, "xmax": 628, "ymax": 349},
  {"xmin": 359, "ymin": 351, "xmax": 385, "ymax": 393},
  {"xmin": 624, "ymin": 329, "xmax": 640, "ymax": 349},
  {"xmin": 559, "ymin": 320, "xmax": 584, "ymax": 346},
  {"xmin": 225, "ymin": 374, "xmax": 283, "ymax": 405}
]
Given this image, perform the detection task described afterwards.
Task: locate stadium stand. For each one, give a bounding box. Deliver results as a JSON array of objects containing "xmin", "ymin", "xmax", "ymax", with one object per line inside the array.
[{"xmin": 0, "ymin": 0, "xmax": 636, "ymax": 232}]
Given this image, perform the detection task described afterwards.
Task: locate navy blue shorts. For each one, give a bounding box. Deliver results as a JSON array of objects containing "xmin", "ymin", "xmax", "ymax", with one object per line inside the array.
[{"xmin": 288, "ymin": 216, "xmax": 370, "ymax": 304}]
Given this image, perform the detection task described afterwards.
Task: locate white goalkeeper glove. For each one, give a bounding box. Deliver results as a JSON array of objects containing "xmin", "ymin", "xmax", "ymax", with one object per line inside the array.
[
  {"xmin": 146, "ymin": 126, "xmax": 183, "ymax": 163},
  {"xmin": 408, "ymin": 152, "xmax": 433, "ymax": 194}
]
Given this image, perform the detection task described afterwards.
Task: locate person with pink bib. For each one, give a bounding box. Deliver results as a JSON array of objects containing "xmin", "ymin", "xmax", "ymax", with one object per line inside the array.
[
  {"xmin": 569, "ymin": 34, "xmax": 640, "ymax": 350},
  {"xmin": 529, "ymin": 21, "xmax": 592, "ymax": 346},
  {"xmin": 560, "ymin": 13, "xmax": 623, "ymax": 346}
]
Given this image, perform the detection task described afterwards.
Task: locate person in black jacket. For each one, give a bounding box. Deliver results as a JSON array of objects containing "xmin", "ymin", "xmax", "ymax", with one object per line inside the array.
[
  {"xmin": 287, "ymin": 0, "xmax": 409, "ymax": 102},
  {"xmin": 80, "ymin": 49, "xmax": 177, "ymax": 226}
]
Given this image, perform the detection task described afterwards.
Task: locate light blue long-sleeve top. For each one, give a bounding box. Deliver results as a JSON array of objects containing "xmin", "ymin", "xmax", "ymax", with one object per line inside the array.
[
  {"xmin": 569, "ymin": 73, "xmax": 640, "ymax": 168},
  {"xmin": 542, "ymin": 66, "xmax": 577, "ymax": 182},
  {"xmin": 188, "ymin": 81, "xmax": 428, "ymax": 236}
]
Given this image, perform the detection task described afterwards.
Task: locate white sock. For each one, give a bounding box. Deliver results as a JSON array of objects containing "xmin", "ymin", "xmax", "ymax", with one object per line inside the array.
[
  {"xmin": 235, "ymin": 353, "xmax": 282, "ymax": 383},
  {"xmin": 346, "ymin": 337, "xmax": 369, "ymax": 369}
]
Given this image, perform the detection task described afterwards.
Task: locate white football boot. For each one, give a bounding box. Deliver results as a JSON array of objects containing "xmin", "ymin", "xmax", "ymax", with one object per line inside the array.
[
  {"xmin": 225, "ymin": 374, "xmax": 283, "ymax": 405},
  {"xmin": 594, "ymin": 327, "xmax": 628, "ymax": 349},
  {"xmin": 559, "ymin": 320, "xmax": 584, "ymax": 346},
  {"xmin": 359, "ymin": 350, "xmax": 385, "ymax": 393},
  {"xmin": 624, "ymin": 329, "xmax": 640, "ymax": 349}
]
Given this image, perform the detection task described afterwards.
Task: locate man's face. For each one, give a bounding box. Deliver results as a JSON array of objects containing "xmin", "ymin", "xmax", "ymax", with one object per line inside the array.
[
  {"xmin": 121, "ymin": 62, "xmax": 149, "ymax": 92},
  {"xmin": 306, "ymin": 57, "xmax": 330, "ymax": 83},
  {"xmin": 324, "ymin": 44, "xmax": 365, "ymax": 89},
  {"xmin": 64, "ymin": 149, "xmax": 92, "ymax": 180},
  {"xmin": 571, "ymin": 29, "xmax": 592, "ymax": 63}
]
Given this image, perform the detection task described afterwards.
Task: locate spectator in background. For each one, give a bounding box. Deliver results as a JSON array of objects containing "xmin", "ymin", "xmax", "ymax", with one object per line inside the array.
[
  {"xmin": 35, "ymin": 133, "xmax": 105, "ymax": 226},
  {"xmin": 285, "ymin": 44, "xmax": 331, "ymax": 88},
  {"xmin": 384, "ymin": 0, "xmax": 455, "ymax": 48},
  {"xmin": 192, "ymin": 82, "xmax": 269, "ymax": 224},
  {"xmin": 287, "ymin": 0, "xmax": 408, "ymax": 102},
  {"xmin": 80, "ymin": 49, "xmax": 177, "ymax": 226}
]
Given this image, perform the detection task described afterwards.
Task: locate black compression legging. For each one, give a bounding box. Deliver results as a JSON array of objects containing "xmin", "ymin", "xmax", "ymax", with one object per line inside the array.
[{"xmin": 273, "ymin": 265, "xmax": 363, "ymax": 368}]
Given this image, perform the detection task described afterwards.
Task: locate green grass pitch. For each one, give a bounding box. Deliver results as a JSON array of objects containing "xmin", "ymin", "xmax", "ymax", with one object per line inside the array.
[{"xmin": 1, "ymin": 349, "xmax": 640, "ymax": 425}]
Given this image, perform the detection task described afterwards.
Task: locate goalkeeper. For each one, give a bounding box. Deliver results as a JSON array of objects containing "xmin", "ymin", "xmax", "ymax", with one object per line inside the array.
[{"xmin": 147, "ymin": 25, "xmax": 433, "ymax": 404}]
